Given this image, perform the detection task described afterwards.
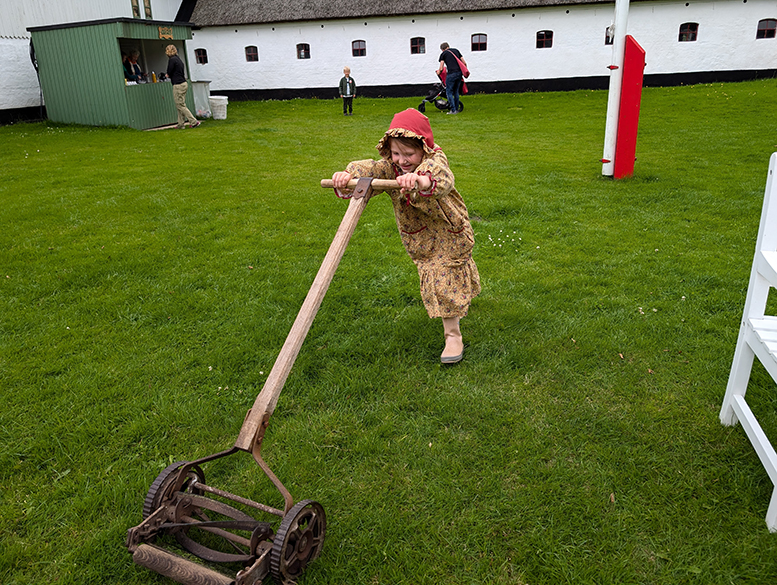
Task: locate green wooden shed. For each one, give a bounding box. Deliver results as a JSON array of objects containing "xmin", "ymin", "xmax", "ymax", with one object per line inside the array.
[{"xmin": 28, "ymin": 18, "xmax": 196, "ymax": 130}]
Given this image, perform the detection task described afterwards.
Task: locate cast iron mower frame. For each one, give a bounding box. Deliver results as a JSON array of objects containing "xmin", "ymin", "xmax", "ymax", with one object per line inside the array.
[{"xmin": 126, "ymin": 178, "xmax": 396, "ymax": 585}]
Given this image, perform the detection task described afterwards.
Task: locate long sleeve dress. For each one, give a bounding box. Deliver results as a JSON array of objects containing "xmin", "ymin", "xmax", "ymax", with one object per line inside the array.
[{"xmin": 341, "ymin": 133, "xmax": 480, "ymax": 319}]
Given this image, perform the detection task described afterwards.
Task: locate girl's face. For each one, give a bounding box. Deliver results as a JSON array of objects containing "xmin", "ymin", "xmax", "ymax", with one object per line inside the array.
[{"xmin": 390, "ymin": 140, "xmax": 424, "ymax": 174}]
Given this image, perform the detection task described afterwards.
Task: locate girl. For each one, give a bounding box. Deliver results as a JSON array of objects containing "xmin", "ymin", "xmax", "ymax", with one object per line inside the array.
[{"xmin": 332, "ymin": 108, "xmax": 480, "ymax": 364}]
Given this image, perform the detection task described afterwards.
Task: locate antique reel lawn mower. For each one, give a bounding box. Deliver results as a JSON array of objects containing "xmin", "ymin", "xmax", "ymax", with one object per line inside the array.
[{"xmin": 126, "ymin": 179, "xmax": 395, "ymax": 585}]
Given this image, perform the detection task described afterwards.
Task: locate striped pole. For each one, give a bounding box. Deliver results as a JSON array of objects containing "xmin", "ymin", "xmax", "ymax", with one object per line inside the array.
[{"xmin": 601, "ymin": 0, "xmax": 631, "ymax": 177}]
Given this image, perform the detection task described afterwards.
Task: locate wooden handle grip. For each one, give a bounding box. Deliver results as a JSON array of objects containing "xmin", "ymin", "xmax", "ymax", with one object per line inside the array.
[{"xmin": 320, "ymin": 178, "xmax": 399, "ymax": 190}]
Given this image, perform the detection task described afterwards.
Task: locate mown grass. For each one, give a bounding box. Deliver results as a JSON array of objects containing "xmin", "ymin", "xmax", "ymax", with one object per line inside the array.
[{"xmin": 2, "ymin": 80, "xmax": 777, "ymax": 584}]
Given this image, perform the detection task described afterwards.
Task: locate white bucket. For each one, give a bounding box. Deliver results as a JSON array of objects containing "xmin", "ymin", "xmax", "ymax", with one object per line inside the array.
[{"xmin": 209, "ymin": 96, "xmax": 228, "ymax": 120}]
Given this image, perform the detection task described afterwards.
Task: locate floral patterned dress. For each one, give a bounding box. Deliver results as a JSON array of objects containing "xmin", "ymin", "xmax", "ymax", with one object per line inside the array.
[{"xmin": 342, "ymin": 135, "xmax": 480, "ymax": 319}]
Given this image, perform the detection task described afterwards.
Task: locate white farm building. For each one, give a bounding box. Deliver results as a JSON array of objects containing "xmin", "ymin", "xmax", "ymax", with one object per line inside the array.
[{"xmin": 2, "ymin": 0, "xmax": 776, "ymax": 122}]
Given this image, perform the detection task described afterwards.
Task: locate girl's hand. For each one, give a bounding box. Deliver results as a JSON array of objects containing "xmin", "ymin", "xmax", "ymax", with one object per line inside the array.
[
  {"xmin": 396, "ymin": 173, "xmax": 431, "ymax": 195},
  {"xmin": 332, "ymin": 171, "xmax": 353, "ymax": 194}
]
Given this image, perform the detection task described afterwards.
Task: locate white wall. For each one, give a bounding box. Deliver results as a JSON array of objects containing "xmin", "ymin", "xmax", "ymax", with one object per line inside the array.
[
  {"xmin": 629, "ymin": 0, "xmax": 777, "ymax": 73},
  {"xmin": 187, "ymin": 0, "xmax": 777, "ymax": 92},
  {"xmin": 0, "ymin": 0, "xmax": 181, "ymax": 110},
  {"xmin": 0, "ymin": 38, "xmax": 41, "ymax": 109},
  {"xmin": 0, "ymin": 0, "xmax": 179, "ymax": 35},
  {"xmin": 151, "ymin": 0, "xmax": 183, "ymax": 22}
]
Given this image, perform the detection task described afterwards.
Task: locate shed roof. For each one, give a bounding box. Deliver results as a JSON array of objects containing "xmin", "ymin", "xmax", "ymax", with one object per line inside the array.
[{"xmin": 189, "ymin": 0, "xmax": 629, "ymax": 27}]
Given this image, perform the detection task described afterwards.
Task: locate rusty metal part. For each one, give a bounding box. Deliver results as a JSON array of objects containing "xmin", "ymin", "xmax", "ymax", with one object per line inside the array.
[
  {"xmin": 126, "ymin": 505, "xmax": 170, "ymax": 551},
  {"xmin": 252, "ymin": 451, "xmax": 294, "ymax": 514},
  {"xmin": 171, "ymin": 493, "xmax": 270, "ymax": 563},
  {"xmin": 270, "ymin": 500, "xmax": 326, "ymax": 584},
  {"xmin": 143, "ymin": 461, "xmax": 205, "ymax": 520},
  {"xmin": 193, "ymin": 479, "xmax": 285, "ymax": 518},
  {"xmin": 236, "ymin": 541, "xmax": 273, "ymax": 585},
  {"xmin": 352, "ymin": 176, "xmax": 377, "ymax": 200}
]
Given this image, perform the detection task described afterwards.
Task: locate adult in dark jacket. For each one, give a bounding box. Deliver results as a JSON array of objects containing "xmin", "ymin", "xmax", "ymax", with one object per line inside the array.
[
  {"xmin": 165, "ymin": 44, "xmax": 199, "ymax": 128},
  {"xmin": 436, "ymin": 42, "xmax": 467, "ymax": 115}
]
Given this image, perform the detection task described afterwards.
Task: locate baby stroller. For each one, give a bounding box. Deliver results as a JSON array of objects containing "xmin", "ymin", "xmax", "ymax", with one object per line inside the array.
[{"xmin": 417, "ymin": 70, "xmax": 465, "ymax": 113}]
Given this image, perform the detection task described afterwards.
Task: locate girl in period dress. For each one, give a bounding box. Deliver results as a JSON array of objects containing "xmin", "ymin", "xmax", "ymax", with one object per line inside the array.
[{"xmin": 332, "ymin": 109, "xmax": 480, "ymax": 363}]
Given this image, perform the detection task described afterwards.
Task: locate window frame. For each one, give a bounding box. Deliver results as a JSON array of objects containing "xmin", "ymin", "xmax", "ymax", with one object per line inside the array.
[
  {"xmin": 536, "ymin": 30, "xmax": 553, "ymax": 49},
  {"xmin": 410, "ymin": 36, "xmax": 426, "ymax": 55},
  {"xmin": 195, "ymin": 48, "xmax": 208, "ymax": 64},
  {"xmin": 352, "ymin": 40, "xmax": 366, "ymax": 57},
  {"xmin": 245, "ymin": 45, "xmax": 259, "ymax": 62},
  {"xmin": 143, "ymin": 0, "xmax": 152, "ymax": 18},
  {"xmin": 296, "ymin": 43, "xmax": 311, "ymax": 59},
  {"xmin": 757, "ymin": 18, "xmax": 777, "ymax": 39},
  {"xmin": 678, "ymin": 22, "xmax": 699, "ymax": 42},
  {"xmin": 471, "ymin": 33, "xmax": 487, "ymax": 52},
  {"xmin": 605, "ymin": 26, "xmax": 614, "ymax": 45}
]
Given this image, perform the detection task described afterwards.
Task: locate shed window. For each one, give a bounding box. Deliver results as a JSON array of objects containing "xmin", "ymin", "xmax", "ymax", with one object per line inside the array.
[
  {"xmin": 297, "ymin": 43, "xmax": 311, "ymax": 59},
  {"xmin": 471, "ymin": 34, "xmax": 487, "ymax": 51},
  {"xmin": 536, "ymin": 30, "xmax": 553, "ymax": 48},
  {"xmin": 245, "ymin": 46, "xmax": 258, "ymax": 61},
  {"xmin": 131, "ymin": 0, "xmax": 141, "ymax": 18},
  {"xmin": 195, "ymin": 48, "xmax": 208, "ymax": 64},
  {"xmin": 679, "ymin": 22, "xmax": 698, "ymax": 42},
  {"xmin": 757, "ymin": 19, "xmax": 777, "ymax": 39},
  {"xmin": 143, "ymin": 0, "xmax": 152, "ymax": 18},
  {"xmin": 352, "ymin": 40, "xmax": 366, "ymax": 57},
  {"xmin": 410, "ymin": 37, "xmax": 425, "ymax": 54}
]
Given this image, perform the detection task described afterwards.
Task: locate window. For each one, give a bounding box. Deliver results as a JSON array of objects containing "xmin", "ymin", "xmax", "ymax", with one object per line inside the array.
[
  {"xmin": 195, "ymin": 48, "xmax": 208, "ymax": 64},
  {"xmin": 352, "ymin": 40, "xmax": 366, "ymax": 57},
  {"xmin": 605, "ymin": 26, "xmax": 614, "ymax": 45},
  {"xmin": 536, "ymin": 30, "xmax": 553, "ymax": 49},
  {"xmin": 410, "ymin": 37, "xmax": 425, "ymax": 54},
  {"xmin": 131, "ymin": 0, "xmax": 140, "ymax": 18},
  {"xmin": 471, "ymin": 34, "xmax": 487, "ymax": 51},
  {"xmin": 297, "ymin": 43, "xmax": 311, "ymax": 59},
  {"xmin": 245, "ymin": 46, "xmax": 258, "ymax": 62},
  {"xmin": 757, "ymin": 19, "xmax": 777, "ymax": 39},
  {"xmin": 679, "ymin": 22, "xmax": 698, "ymax": 42},
  {"xmin": 143, "ymin": 0, "xmax": 152, "ymax": 18}
]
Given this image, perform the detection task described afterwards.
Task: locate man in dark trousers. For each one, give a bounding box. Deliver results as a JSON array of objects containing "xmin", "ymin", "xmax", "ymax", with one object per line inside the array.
[{"xmin": 436, "ymin": 42, "xmax": 467, "ymax": 115}]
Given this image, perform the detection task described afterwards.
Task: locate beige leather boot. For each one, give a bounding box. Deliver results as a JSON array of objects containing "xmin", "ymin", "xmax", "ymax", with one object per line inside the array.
[{"xmin": 441, "ymin": 317, "xmax": 464, "ymax": 364}]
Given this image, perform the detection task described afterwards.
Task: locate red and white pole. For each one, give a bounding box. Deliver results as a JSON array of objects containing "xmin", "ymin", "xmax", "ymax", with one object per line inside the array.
[{"xmin": 601, "ymin": 0, "xmax": 630, "ymax": 177}]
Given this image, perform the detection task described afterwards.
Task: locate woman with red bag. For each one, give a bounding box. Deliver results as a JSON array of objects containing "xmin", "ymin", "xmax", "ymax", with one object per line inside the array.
[{"xmin": 436, "ymin": 42, "xmax": 468, "ymax": 115}]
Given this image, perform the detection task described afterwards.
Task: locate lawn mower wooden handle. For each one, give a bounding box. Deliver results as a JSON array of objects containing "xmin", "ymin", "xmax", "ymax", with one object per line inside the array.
[
  {"xmin": 234, "ymin": 177, "xmax": 378, "ymax": 452},
  {"xmin": 320, "ymin": 178, "xmax": 400, "ymax": 190}
]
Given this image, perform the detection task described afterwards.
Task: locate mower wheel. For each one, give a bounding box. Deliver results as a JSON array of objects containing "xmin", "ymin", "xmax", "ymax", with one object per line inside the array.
[
  {"xmin": 142, "ymin": 461, "xmax": 205, "ymax": 519},
  {"xmin": 457, "ymin": 101, "xmax": 464, "ymax": 112},
  {"xmin": 418, "ymin": 102, "xmax": 426, "ymax": 113},
  {"xmin": 270, "ymin": 499, "xmax": 326, "ymax": 584}
]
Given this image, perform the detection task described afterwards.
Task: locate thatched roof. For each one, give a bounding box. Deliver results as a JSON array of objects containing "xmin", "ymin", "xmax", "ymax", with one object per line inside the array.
[{"xmin": 189, "ymin": 0, "xmax": 621, "ymax": 27}]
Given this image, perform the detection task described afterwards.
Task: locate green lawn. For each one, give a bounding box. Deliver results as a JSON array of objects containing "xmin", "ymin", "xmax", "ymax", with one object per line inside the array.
[{"xmin": 2, "ymin": 80, "xmax": 777, "ymax": 584}]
